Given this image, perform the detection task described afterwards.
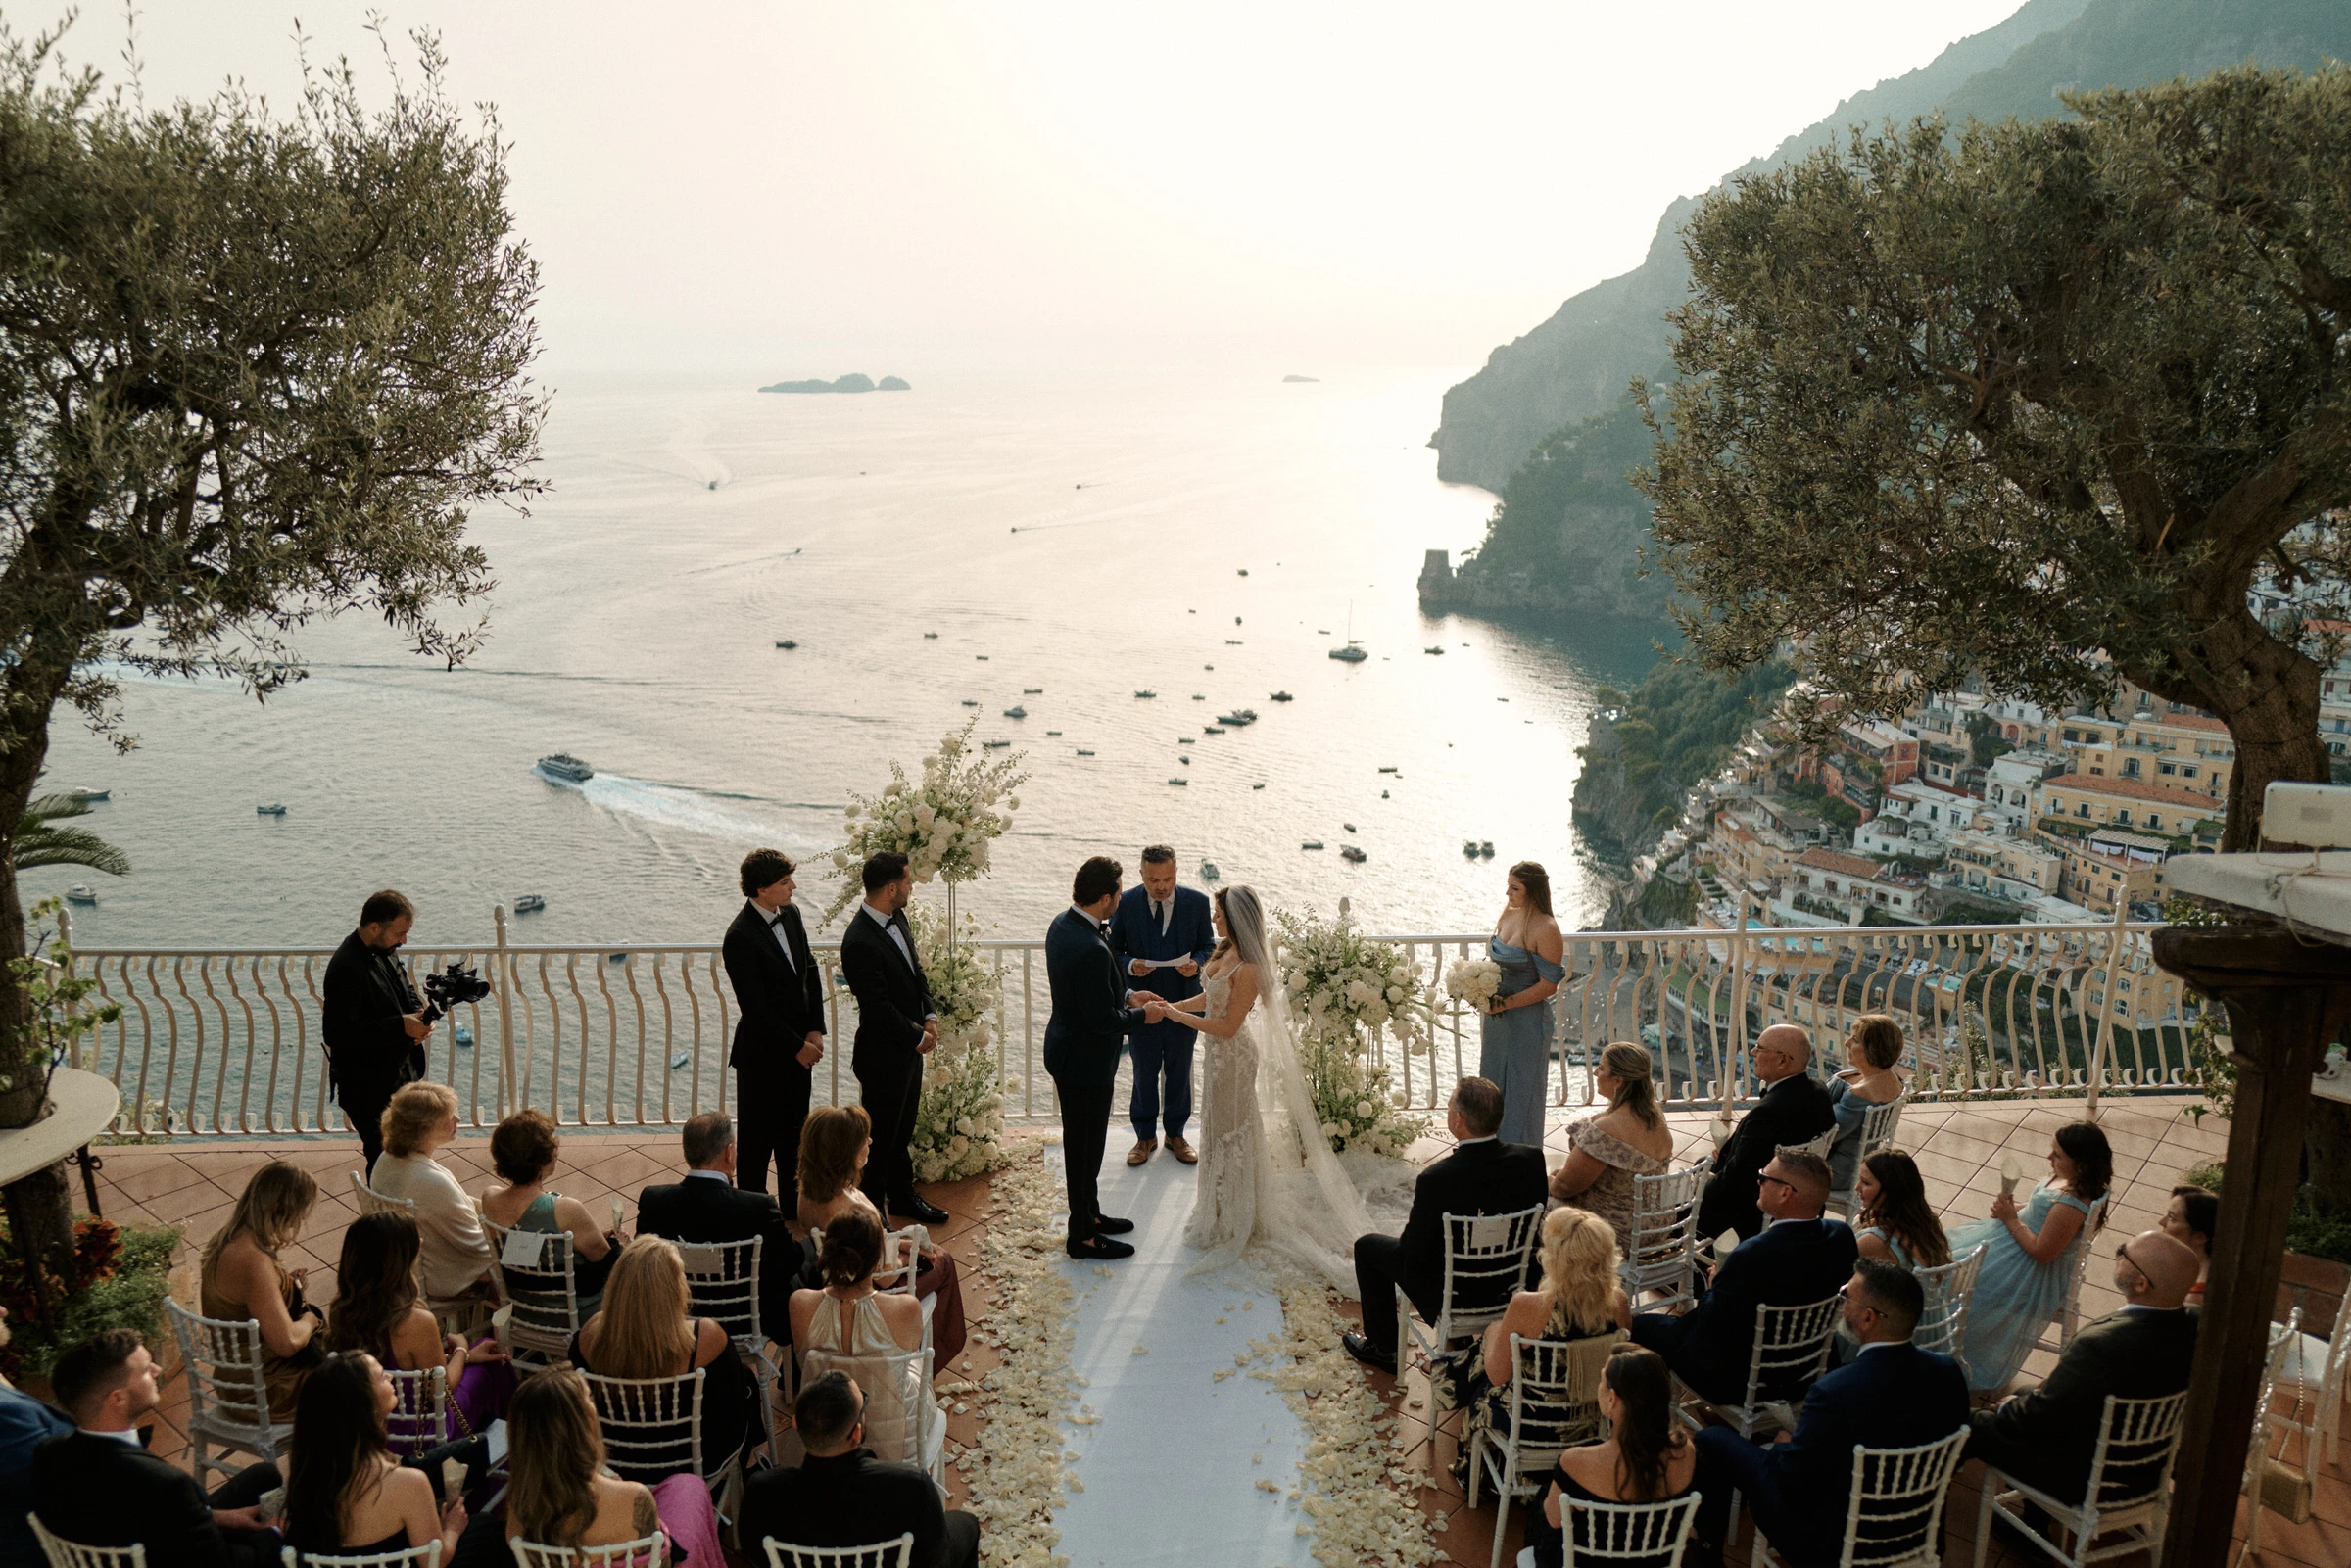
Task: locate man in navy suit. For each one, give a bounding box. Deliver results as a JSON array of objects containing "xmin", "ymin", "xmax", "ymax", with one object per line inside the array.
[
  {"xmin": 1044, "ymin": 855, "xmax": 1165, "ymax": 1259},
  {"xmin": 1106, "ymin": 845, "xmax": 1216, "ymax": 1166},
  {"xmin": 1693, "ymin": 1260, "xmax": 1970, "ymax": 1565},
  {"xmin": 1631, "ymin": 1149, "xmax": 1856, "ymax": 1404}
]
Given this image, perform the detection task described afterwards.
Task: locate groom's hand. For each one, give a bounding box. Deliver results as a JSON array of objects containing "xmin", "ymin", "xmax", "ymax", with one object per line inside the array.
[
  {"xmin": 1143, "ymin": 1000, "xmax": 1167, "ymax": 1023},
  {"xmin": 1128, "ymin": 990, "xmax": 1161, "ymax": 1009}
]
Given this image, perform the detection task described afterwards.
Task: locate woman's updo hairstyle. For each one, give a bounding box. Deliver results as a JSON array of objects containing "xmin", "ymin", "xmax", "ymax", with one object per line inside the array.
[{"xmin": 819, "ymin": 1209, "xmax": 886, "ymax": 1289}]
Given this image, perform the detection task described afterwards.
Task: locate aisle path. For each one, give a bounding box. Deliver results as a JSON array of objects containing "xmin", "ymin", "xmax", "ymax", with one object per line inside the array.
[{"xmin": 1047, "ymin": 1143, "xmax": 1316, "ymax": 1568}]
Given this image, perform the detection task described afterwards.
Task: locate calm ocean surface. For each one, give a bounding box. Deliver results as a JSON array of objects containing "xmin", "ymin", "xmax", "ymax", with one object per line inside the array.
[{"xmin": 33, "ymin": 367, "xmax": 1663, "ymax": 951}]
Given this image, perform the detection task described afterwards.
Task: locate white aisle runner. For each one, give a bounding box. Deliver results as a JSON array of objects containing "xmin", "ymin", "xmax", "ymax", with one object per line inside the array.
[{"xmin": 1046, "ymin": 1143, "xmax": 1317, "ymax": 1568}]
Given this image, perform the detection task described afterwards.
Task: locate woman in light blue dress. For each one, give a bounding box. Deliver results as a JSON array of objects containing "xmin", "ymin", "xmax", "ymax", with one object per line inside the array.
[
  {"xmin": 1945, "ymin": 1120, "xmax": 2113, "ymax": 1394},
  {"xmin": 1824, "ymin": 1014, "xmax": 1906, "ymax": 1191},
  {"xmin": 1478, "ymin": 861, "xmax": 1565, "ymax": 1147},
  {"xmin": 1851, "ymin": 1149, "xmax": 1950, "ymax": 1272}
]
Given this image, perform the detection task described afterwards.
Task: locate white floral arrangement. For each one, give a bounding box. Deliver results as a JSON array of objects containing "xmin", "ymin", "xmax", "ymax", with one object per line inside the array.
[
  {"xmin": 825, "ymin": 716, "xmax": 1030, "ymax": 922},
  {"xmin": 907, "ymin": 903, "xmax": 1011, "ymax": 1184},
  {"xmin": 1275, "ymin": 909, "xmax": 1431, "ymax": 1156},
  {"xmin": 1442, "ymin": 955, "xmax": 1502, "ymax": 1014}
]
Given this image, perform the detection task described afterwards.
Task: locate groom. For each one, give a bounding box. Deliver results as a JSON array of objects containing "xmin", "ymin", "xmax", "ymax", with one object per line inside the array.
[{"xmin": 1045, "ymin": 855, "xmax": 1165, "ymax": 1260}]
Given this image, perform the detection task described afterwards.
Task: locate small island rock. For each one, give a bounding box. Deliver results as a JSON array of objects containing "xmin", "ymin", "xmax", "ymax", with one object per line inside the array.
[
  {"xmin": 878, "ymin": 375, "xmax": 911, "ymax": 391},
  {"xmin": 1282, "ymin": 374, "xmax": 1319, "ymax": 383},
  {"xmin": 758, "ymin": 372, "xmax": 886, "ymax": 394}
]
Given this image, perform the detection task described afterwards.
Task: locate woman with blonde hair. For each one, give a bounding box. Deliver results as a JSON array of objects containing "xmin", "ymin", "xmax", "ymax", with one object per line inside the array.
[
  {"xmin": 1456, "ymin": 1206, "xmax": 1630, "ymax": 1480},
  {"xmin": 790, "ymin": 1210, "xmax": 937, "ymax": 1468},
  {"xmin": 365, "ymin": 1080, "xmax": 497, "ymax": 1301},
  {"xmin": 796, "ymin": 1103, "xmax": 966, "ymax": 1365},
  {"xmin": 567, "ymin": 1235, "xmax": 755, "ymax": 1476},
  {"xmin": 1826, "ymin": 1014, "xmax": 1906, "ymax": 1191},
  {"xmin": 1550, "ymin": 1041, "xmax": 1674, "ymax": 1254},
  {"xmin": 200, "ymin": 1159, "xmax": 323, "ymax": 1417}
]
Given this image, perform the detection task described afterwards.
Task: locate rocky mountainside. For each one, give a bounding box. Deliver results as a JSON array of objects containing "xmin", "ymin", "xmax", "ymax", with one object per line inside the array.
[{"xmin": 1431, "ymin": 0, "xmax": 2351, "ymax": 493}]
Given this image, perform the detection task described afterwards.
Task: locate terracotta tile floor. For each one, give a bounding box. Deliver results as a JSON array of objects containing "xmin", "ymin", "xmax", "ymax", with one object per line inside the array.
[{"xmin": 81, "ymin": 1094, "xmax": 2348, "ymax": 1566}]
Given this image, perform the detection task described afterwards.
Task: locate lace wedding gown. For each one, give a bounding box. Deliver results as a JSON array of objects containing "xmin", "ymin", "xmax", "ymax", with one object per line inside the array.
[{"xmin": 1181, "ymin": 967, "xmax": 1374, "ymax": 1293}]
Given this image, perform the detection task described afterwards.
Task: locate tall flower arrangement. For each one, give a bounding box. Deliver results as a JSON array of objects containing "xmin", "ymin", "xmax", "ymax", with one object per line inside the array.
[
  {"xmin": 907, "ymin": 903, "xmax": 1011, "ymax": 1183},
  {"xmin": 825, "ymin": 716, "xmax": 1030, "ymax": 923},
  {"xmin": 1274, "ymin": 909, "xmax": 1430, "ymax": 1156}
]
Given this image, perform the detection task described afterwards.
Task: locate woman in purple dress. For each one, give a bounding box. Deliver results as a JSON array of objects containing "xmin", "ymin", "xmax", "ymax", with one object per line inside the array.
[{"xmin": 325, "ymin": 1212, "xmax": 515, "ymax": 1450}]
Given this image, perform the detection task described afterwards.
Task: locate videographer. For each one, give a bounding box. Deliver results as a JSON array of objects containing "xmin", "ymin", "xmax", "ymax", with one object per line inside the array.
[{"xmin": 324, "ymin": 889, "xmax": 430, "ymax": 1176}]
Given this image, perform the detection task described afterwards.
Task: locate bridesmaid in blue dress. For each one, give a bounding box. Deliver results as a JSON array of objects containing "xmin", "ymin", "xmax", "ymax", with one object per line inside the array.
[
  {"xmin": 1479, "ymin": 861, "xmax": 1565, "ymax": 1148},
  {"xmin": 1944, "ymin": 1120, "xmax": 2113, "ymax": 1394}
]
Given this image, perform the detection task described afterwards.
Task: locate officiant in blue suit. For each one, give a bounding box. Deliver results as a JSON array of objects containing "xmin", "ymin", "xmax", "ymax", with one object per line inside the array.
[{"xmin": 1107, "ymin": 844, "xmax": 1216, "ymax": 1167}]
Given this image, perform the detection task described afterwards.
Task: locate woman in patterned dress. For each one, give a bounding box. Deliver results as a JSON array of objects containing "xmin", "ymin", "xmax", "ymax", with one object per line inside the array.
[{"xmin": 1550, "ymin": 1041, "xmax": 1675, "ymax": 1256}]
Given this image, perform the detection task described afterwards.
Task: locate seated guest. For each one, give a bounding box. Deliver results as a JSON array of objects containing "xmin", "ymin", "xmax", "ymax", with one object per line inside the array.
[
  {"xmin": 0, "ymin": 1306, "xmax": 73, "ymax": 1568},
  {"xmin": 1851, "ymin": 1150, "xmax": 1951, "ymax": 1270},
  {"xmin": 798, "ymin": 1104, "xmax": 968, "ymax": 1366},
  {"xmin": 1693, "ymin": 1261, "xmax": 1968, "ymax": 1564},
  {"xmin": 1342, "ymin": 1076, "xmax": 1547, "ymax": 1375},
  {"xmin": 2160, "ymin": 1184, "xmax": 2217, "ymax": 1306},
  {"xmin": 741, "ymin": 1371, "xmax": 980, "ymax": 1568},
  {"xmin": 1965, "ymin": 1229, "xmax": 2200, "ymax": 1506},
  {"xmin": 1946, "ymin": 1120, "xmax": 2113, "ymax": 1394},
  {"xmin": 282, "ymin": 1353, "xmax": 467, "ymax": 1562},
  {"xmin": 1825, "ymin": 1015, "xmax": 1906, "ymax": 1193},
  {"xmin": 1520, "ymin": 1345, "xmax": 1699, "ymax": 1568},
  {"xmin": 1458, "ymin": 1207, "xmax": 1629, "ymax": 1479},
  {"xmin": 1549, "ymin": 1042, "xmax": 1674, "ymax": 1256},
  {"xmin": 479, "ymin": 1108, "xmax": 623, "ymax": 1314},
  {"xmin": 567, "ymin": 1237, "xmax": 756, "ymax": 1479},
  {"xmin": 33, "ymin": 1330, "xmax": 283, "ymax": 1568},
  {"xmin": 1631, "ymin": 1151, "xmax": 1856, "ymax": 1404},
  {"xmin": 792, "ymin": 1212, "xmax": 939, "ymax": 1470},
  {"xmin": 201, "ymin": 1159, "xmax": 324, "ymax": 1419},
  {"xmin": 1696, "ymin": 1025, "xmax": 1836, "ymax": 1245},
  {"xmin": 323, "ymin": 1213, "xmax": 514, "ymax": 1448},
  {"xmin": 639, "ymin": 1111, "xmax": 807, "ymax": 1343},
  {"xmin": 368, "ymin": 1081, "xmax": 498, "ymax": 1303},
  {"xmin": 502, "ymin": 1367, "xmax": 720, "ymax": 1568}
]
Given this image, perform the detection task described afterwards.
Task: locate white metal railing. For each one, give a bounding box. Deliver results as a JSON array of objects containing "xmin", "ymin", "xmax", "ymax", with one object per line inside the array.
[{"xmin": 63, "ymin": 903, "xmax": 2202, "ymax": 1141}]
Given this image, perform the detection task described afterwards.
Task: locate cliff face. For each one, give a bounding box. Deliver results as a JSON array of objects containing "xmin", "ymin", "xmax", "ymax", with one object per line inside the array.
[{"xmin": 1433, "ymin": 0, "xmax": 2097, "ymax": 491}]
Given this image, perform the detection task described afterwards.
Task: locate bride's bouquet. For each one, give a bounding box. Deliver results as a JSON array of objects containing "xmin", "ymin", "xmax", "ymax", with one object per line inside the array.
[
  {"xmin": 1443, "ymin": 955, "xmax": 1503, "ymax": 1015},
  {"xmin": 825, "ymin": 716, "xmax": 1030, "ymax": 922}
]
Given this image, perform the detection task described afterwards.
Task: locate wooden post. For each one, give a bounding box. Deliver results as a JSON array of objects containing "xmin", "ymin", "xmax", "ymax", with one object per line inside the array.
[{"xmin": 2151, "ymin": 919, "xmax": 2351, "ymax": 1568}]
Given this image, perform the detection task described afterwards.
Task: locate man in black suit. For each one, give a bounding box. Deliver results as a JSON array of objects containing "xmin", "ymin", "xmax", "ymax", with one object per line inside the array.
[
  {"xmin": 740, "ymin": 1370, "xmax": 979, "ymax": 1568},
  {"xmin": 720, "ymin": 848, "xmax": 827, "ymax": 1205},
  {"xmin": 33, "ymin": 1330, "xmax": 292, "ymax": 1568},
  {"xmin": 1632, "ymin": 1149, "xmax": 1857, "ymax": 1403},
  {"xmin": 1697, "ymin": 1024, "xmax": 1837, "ymax": 1244},
  {"xmin": 1966, "ymin": 1228, "xmax": 2201, "ymax": 1506},
  {"xmin": 1694, "ymin": 1260, "xmax": 1970, "ymax": 1564},
  {"xmin": 839, "ymin": 851, "xmax": 949, "ymax": 1226},
  {"xmin": 1342, "ymin": 1076, "xmax": 1548, "ymax": 1374},
  {"xmin": 637, "ymin": 1111, "xmax": 806, "ymax": 1343},
  {"xmin": 1043, "ymin": 855, "xmax": 1163, "ymax": 1260},
  {"xmin": 322, "ymin": 888, "xmax": 430, "ymax": 1177}
]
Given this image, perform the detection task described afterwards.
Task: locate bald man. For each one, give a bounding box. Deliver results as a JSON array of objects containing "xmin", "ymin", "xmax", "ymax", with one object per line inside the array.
[
  {"xmin": 1965, "ymin": 1229, "xmax": 2200, "ymax": 1507},
  {"xmin": 1696, "ymin": 1024, "xmax": 1837, "ymax": 1243}
]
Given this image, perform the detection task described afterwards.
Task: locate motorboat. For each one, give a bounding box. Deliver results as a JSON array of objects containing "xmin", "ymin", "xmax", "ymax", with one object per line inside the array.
[
  {"xmin": 608, "ymin": 952, "xmax": 628, "ymax": 963},
  {"xmin": 1424, "ymin": 646, "xmax": 1444, "ymax": 655},
  {"xmin": 455, "ymin": 1022, "xmax": 475, "ymax": 1049},
  {"xmin": 924, "ymin": 632, "xmax": 939, "ymax": 639},
  {"xmin": 1302, "ymin": 840, "xmax": 1324, "ymax": 850},
  {"xmin": 1135, "ymin": 689, "xmax": 1157, "ymax": 698},
  {"xmin": 776, "ymin": 639, "xmax": 797, "ymax": 649},
  {"xmin": 1178, "ymin": 737, "xmax": 1195, "ymax": 744},
  {"xmin": 1329, "ymin": 645, "xmax": 1367, "ymax": 663},
  {"xmin": 1003, "ymin": 705, "xmax": 1028, "ymax": 718},
  {"xmin": 962, "ymin": 699, "xmax": 979, "ymax": 706},
  {"xmin": 1463, "ymin": 841, "xmax": 1480, "ymax": 857},
  {"xmin": 65, "ymin": 885, "xmax": 97, "ymax": 905},
  {"xmin": 1200, "ymin": 861, "xmax": 1221, "ymax": 879},
  {"xmin": 256, "ymin": 803, "xmax": 288, "ymax": 816},
  {"xmin": 513, "ymin": 894, "xmax": 546, "ymax": 913},
  {"xmin": 1169, "ymin": 778, "xmax": 1188, "ymax": 786},
  {"xmin": 1378, "ymin": 766, "xmax": 1398, "ymax": 774},
  {"xmin": 671, "ymin": 1051, "xmax": 692, "ymax": 1069},
  {"xmin": 1237, "ymin": 569, "xmax": 1248, "ymax": 576},
  {"xmin": 1270, "ymin": 691, "xmax": 1293, "ymax": 702},
  {"xmin": 1381, "ymin": 789, "xmax": 1390, "ymax": 798},
  {"xmin": 984, "ymin": 738, "xmax": 1012, "ymax": 749},
  {"xmin": 537, "ymin": 753, "xmax": 594, "ymax": 784},
  {"xmin": 1340, "ymin": 846, "xmax": 1367, "ymax": 864},
  {"xmin": 1077, "ymin": 748, "xmax": 1095, "ymax": 756},
  {"xmin": 1343, "ymin": 823, "xmax": 1357, "ymax": 832},
  {"xmin": 1251, "ymin": 783, "xmax": 1266, "ymax": 790},
  {"xmin": 1224, "ymin": 639, "xmax": 1243, "ymax": 645},
  {"xmin": 1024, "ymin": 688, "xmax": 1043, "ymax": 694},
  {"xmin": 1480, "ymin": 841, "xmax": 1495, "ymax": 857},
  {"xmin": 1204, "ymin": 727, "xmax": 1225, "ymax": 736},
  {"xmin": 975, "ymin": 654, "xmax": 990, "ymax": 660},
  {"xmin": 70, "ymin": 787, "xmax": 108, "ymax": 802},
  {"xmin": 1046, "ymin": 730, "xmax": 1063, "ymax": 736},
  {"xmin": 1191, "ymin": 693, "xmax": 1207, "ymax": 700},
  {"xmin": 1177, "ymin": 756, "xmax": 1190, "ymax": 765}
]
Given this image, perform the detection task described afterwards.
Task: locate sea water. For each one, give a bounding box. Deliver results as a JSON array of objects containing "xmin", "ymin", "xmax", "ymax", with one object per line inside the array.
[{"xmin": 32, "ymin": 367, "xmax": 1662, "ymax": 952}]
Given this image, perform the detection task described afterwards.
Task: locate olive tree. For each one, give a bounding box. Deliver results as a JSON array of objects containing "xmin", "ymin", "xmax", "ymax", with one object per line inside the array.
[
  {"xmin": 0, "ymin": 24, "xmax": 543, "ymax": 1277},
  {"xmin": 1640, "ymin": 65, "xmax": 2351, "ymax": 852}
]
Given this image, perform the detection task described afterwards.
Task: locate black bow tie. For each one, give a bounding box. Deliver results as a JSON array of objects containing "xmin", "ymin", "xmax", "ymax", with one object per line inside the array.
[{"xmin": 766, "ymin": 911, "xmax": 789, "ymax": 927}]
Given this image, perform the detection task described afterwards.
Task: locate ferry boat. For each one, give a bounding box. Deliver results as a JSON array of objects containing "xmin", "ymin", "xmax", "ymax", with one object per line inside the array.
[
  {"xmin": 1340, "ymin": 846, "xmax": 1367, "ymax": 863},
  {"xmin": 65, "ymin": 885, "xmax": 97, "ymax": 904},
  {"xmin": 537, "ymin": 753, "xmax": 594, "ymax": 784},
  {"xmin": 256, "ymin": 803, "xmax": 288, "ymax": 816},
  {"xmin": 513, "ymin": 894, "xmax": 546, "ymax": 914}
]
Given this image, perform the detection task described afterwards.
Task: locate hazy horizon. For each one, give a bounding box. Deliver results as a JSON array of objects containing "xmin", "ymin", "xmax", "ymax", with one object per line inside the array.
[{"xmin": 8, "ymin": 2, "xmax": 2038, "ymax": 379}]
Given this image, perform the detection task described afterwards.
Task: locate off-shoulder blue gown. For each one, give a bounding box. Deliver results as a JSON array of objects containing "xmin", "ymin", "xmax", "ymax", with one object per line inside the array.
[
  {"xmin": 1946, "ymin": 1181, "xmax": 2102, "ymax": 1393},
  {"xmin": 1479, "ymin": 937, "xmax": 1566, "ymax": 1147}
]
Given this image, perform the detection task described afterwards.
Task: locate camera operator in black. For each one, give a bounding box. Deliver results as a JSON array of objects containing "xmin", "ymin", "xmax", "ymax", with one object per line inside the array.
[{"xmin": 324, "ymin": 889, "xmax": 430, "ymax": 1176}]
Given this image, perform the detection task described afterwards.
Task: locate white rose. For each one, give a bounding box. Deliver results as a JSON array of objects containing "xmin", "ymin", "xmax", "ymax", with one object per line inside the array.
[
  {"xmin": 1354, "ymin": 1099, "xmax": 1375, "ymax": 1118},
  {"xmin": 949, "ymin": 1135, "xmax": 970, "ymax": 1157},
  {"xmin": 1319, "ymin": 1121, "xmax": 1342, "ymax": 1140},
  {"xmin": 1386, "ymin": 984, "xmax": 1405, "ymax": 1003},
  {"xmin": 1008, "ymin": 794, "xmax": 1021, "ymax": 811}
]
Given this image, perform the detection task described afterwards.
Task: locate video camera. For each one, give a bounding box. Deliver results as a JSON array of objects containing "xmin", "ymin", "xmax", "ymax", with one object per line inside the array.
[{"xmin": 419, "ymin": 960, "xmax": 493, "ymax": 1024}]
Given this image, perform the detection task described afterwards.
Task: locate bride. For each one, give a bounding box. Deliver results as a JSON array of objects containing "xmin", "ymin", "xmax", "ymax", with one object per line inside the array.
[{"xmin": 1151, "ymin": 883, "xmax": 1374, "ymax": 1293}]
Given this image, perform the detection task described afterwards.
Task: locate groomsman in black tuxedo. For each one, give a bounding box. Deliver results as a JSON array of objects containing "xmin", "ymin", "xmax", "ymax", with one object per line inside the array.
[
  {"xmin": 721, "ymin": 849, "xmax": 827, "ymax": 1205},
  {"xmin": 840, "ymin": 851, "xmax": 949, "ymax": 1225}
]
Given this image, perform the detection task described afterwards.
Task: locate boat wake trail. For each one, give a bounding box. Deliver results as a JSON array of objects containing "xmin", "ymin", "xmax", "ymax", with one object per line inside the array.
[{"xmin": 556, "ymin": 772, "xmax": 817, "ymax": 851}]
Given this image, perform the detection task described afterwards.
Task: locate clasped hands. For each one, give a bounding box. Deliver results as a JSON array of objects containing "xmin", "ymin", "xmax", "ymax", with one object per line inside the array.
[{"xmin": 1130, "ymin": 988, "xmax": 1169, "ymax": 1024}]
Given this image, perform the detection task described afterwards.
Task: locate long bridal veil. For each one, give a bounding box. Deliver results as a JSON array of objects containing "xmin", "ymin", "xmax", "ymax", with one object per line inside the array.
[{"xmin": 1222, "ymin": 885, "xmax": 1377, "ymax": 1295}]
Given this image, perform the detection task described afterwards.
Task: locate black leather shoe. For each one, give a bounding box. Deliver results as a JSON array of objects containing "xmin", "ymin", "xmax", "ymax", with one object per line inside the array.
[
  {"xmin": 1094, "ymin": 1214, "xmax": 1135, "ymax": 1235},
  {"xmin": 1067, "ymin": 1235, "xmax": 1135, "ymax": 1260},
  {"xmin": 1341, "ymin": 1331, "xmax": 1396, "ymax": 1375},
  {"xmin": 895, "ymin": 1196, "xmax": 950, "ymax": 1225}
]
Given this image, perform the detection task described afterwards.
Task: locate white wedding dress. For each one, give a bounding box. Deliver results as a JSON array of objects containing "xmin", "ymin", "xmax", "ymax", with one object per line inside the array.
[{"xmin": 1181, "ymin": 965, "xmax": 1376, "ymax": 1294}]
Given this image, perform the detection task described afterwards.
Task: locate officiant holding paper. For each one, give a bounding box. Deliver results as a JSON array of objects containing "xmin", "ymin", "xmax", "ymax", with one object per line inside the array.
[{"xmin": 1108, "ymin": 845, "xmax": 1216, "ymax": 1165}]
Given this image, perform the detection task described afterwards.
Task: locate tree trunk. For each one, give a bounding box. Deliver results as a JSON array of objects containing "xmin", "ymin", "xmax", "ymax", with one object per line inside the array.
[
  {"xmin": 2138, "ymin": 599, "xmax": 2332, "ymax": 853},
  {"xmin": 2309, "ymin": 1098, "xmax": 2351, "ymax": 1219},
  {"xmin": 0, "ymin": 657, "xmax": 79, "ymax": 1291}
]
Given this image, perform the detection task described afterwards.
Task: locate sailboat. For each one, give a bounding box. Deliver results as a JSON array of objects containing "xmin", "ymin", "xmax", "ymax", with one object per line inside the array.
[{"xmin": 1328, "ymin": 601, "xmax": 1367, "ymax": 662}]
